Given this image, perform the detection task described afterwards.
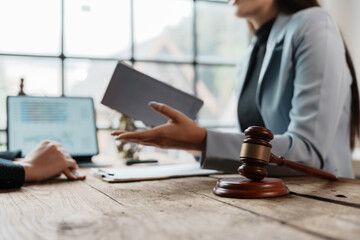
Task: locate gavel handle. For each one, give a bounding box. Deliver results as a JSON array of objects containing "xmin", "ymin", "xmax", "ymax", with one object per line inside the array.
[{"xmin": 269, "ymin": 153, "xmax": 337, "ymax": 181}]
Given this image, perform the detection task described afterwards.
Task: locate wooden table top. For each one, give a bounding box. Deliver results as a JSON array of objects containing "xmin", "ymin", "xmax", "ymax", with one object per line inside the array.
[{"xmin": 1, "ymin": 160, "xmax": 360, "ymax": 240}]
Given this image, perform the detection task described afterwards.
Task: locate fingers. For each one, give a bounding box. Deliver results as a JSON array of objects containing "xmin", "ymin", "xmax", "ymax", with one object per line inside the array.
[
  {"xmin": 115, "ymin": 129, "xmax": 159, "ymax": 141},
  {"xmin": 114, "ymin": 129, "xmax": 162, "ymax": 148},
  {"xmin": 115, "ymin": 136, "xmax": 166, "ymax": 148},
  {"xmin": 63, "ymin": 168, "xmax": 86, "ymax": 181},
  {"xmin": 61, "ymin": 158, "xmax": 86, "ymax": 180},
  {"xmin": 111, "ymin": 130, "xmax": 127, "ymax": 136},
  {"xmin": 149, "ymin": 101, "xmax": 184, "ymax": 122}
]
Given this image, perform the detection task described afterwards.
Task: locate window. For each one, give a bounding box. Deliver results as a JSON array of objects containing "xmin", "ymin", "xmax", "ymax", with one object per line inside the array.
[
  {"xmin": 0, "ymin": 0, "xmax": 62, "ymax": 55},
  {"xmin": 64, "ymin": 0, "xmax": 131, "ymax": 58},
  {"xmin": 0, "ymin": 0, "xmax": 249, "ymax": 148},
  {"xmin": 0, "ymin": 56, "xmax": 62, "ymax": 129}
]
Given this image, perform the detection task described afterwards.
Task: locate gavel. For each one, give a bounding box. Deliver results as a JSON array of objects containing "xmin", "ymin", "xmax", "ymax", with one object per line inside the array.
[
  {"xmin": 238, "ymin": 126, "xmax": 337, "ymax": 181},
  {"xmin": 213, "ymin": 126, "xmax": 337, "ymax": 199}
]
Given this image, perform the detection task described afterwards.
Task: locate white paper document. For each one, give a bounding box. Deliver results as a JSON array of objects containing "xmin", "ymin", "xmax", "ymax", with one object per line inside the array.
[{"xmin": 92, "ymin": 163, "xmax": 221, "ymax": 183}]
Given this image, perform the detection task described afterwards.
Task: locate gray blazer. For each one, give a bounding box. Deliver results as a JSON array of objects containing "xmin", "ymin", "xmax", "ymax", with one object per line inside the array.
[{"xmin": 200, "ymin": 7, "xmax": 354, "ymax": 178}]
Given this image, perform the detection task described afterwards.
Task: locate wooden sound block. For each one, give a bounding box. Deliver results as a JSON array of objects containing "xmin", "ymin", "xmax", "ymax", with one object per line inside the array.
[{"xmin": 213, "ymin": 177, "xmax": 289, "ymax": 198}]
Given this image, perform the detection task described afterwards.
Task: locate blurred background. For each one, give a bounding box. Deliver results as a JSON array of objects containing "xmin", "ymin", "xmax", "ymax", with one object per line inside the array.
[{"xmin": 0, "ymin": 0, "xmax": 359, "ymax": 165}]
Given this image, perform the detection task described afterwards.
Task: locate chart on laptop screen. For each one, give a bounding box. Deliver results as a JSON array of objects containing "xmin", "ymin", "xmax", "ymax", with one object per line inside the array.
[{"xmin": 7, "ymin": 96, "xmax": 98, "ymax": 157}]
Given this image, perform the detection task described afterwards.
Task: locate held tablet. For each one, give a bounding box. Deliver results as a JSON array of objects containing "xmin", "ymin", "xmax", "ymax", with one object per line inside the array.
[{"xmin": 101, "ymin": 62, "xmax": 204, "ymax": 127}]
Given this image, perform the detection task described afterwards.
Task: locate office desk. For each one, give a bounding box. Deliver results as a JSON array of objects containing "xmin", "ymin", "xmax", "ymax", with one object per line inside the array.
[{"xmin": 1, "ymin": 167, "xmax": 360, "ymax": 239}]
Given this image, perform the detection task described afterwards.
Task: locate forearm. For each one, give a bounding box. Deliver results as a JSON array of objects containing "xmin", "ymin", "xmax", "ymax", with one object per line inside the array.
[{"xmin": 200, "ymin": 130, "xmax": 246, "ymax": 173}]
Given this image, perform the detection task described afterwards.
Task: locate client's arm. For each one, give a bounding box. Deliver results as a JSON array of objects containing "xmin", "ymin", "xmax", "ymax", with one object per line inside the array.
[
  {"xmin": 0, "ymin": 140, "xmax": 85, "ymax": 189},
  {"xmin": 14, "ymin": 140, "xmax": 86, "ymax": 182}
]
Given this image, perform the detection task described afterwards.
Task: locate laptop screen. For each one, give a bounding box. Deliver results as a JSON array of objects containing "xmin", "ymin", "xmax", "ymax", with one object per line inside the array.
[{"xmin": 7, "ymin": 96, "xmax": 99, "ymax": 157}]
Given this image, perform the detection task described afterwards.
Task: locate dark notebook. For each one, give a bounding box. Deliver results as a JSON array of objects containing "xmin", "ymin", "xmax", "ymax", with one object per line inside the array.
[{"xmin": 102, "ymin": 62, "xmax": 204, "ymax": 127}]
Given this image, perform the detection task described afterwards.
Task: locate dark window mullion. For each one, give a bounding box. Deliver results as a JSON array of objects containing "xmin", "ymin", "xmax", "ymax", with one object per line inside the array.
[
  {"xmin": 193, "ymin": 0, "xmax": 198, "ymax": 96},
  {"xmin": 61, "ymin": 0, "xmax": 65, "ymax": 96},
  {"xmin": 0, "ymin": 53, "xmax": 59, "ymax": 58},
  {"xmin": 0, "ymin": 52, "xmax": 237, "ymax": 66}
]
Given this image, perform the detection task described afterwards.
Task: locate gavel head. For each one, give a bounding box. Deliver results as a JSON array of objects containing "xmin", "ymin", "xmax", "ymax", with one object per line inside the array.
[{"xmin": 238, "ymin": 126, "xmax": 274, "ymax": 181}]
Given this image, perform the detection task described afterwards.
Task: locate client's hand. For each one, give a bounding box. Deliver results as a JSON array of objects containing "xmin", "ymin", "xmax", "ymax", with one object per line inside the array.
[
  {"xmin": 14, "ymin": 140, "xmax": 86, "ymax": 182},
  {"xmin": 111, "ymin": 101, "xmax": 207, "ymax": 151}
]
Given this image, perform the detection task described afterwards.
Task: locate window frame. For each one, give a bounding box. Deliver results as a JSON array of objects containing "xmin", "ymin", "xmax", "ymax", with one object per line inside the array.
[{"xmin": 0, "ymin": 0, "xmax": 242, "ymax": 142}]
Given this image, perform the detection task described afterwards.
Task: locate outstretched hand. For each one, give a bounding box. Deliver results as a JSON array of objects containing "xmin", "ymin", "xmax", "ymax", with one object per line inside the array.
[{"xmin": 111, "ymin": 102, "xmax": 207, "ymax": 151}]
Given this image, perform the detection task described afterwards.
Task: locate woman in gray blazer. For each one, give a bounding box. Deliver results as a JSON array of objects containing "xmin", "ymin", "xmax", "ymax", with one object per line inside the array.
[{"xmin": 112, "ymin": 0, "xmax": 359, "ymax": 178}]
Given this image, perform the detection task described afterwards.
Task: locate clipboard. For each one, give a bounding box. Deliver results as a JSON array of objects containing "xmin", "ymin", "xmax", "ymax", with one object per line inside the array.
[
  {"xmin": 101, "ymin": 62, "xmax": 204, "ymax": 127},
  {"xmin": 91, "ymin": 163, "xmax": 221, "ymax": 183}
]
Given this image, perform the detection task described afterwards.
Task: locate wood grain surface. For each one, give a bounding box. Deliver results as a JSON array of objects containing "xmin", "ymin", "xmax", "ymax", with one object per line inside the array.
[
  {"xmin": 1, "ymin": 168, "xmax": 360, "ymax": 240},
  {"xmin": 284, "ymin": 177, "xmax": 360, "ymax": 206}
]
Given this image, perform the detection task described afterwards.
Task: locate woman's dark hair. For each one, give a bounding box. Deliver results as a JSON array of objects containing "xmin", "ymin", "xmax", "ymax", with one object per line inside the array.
[{"xmin": 279, "ymin": 0, "xmax": 360, "ymax": 149}]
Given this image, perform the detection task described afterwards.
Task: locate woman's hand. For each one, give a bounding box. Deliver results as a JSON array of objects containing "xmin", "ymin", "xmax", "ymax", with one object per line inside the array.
[
  {"xmin": 14, "ymin": 140, "xmax": 86, "ymax": 182},
  {"xmin": 111, "ymin": 102, "xmax": 207, "ymax": 151}
]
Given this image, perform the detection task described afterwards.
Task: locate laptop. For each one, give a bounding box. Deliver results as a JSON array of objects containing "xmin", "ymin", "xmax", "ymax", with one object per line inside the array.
[{"xmin": 7, "ymin": 96, "xmax": 109, "ymax": 167}]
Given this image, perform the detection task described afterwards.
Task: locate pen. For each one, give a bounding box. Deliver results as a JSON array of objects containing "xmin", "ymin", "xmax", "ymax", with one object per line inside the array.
[{"xmin": 126, "ymin": 159, "xmax": 158, "ymax": 166}]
